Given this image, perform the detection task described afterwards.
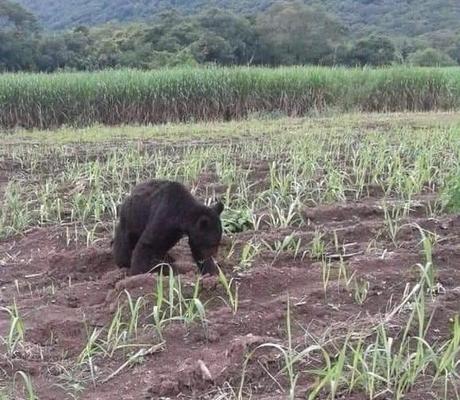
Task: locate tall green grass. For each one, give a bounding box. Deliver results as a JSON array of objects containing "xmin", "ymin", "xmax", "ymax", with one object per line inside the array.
[{"xmin": 1, "ymin": 66, "xmax": 460, "ymax": 129}]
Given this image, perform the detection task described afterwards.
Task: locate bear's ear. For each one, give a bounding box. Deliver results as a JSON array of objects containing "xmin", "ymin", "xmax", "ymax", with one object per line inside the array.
[{"xmin": 212, "ymin": 201, "xmax": 224, "ymax": 215}]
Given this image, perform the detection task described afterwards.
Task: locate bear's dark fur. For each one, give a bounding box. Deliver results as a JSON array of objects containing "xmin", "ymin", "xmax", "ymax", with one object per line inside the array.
[{"xmin": 112, "ymin": 179, "xmax": 224, "ymax": 276}]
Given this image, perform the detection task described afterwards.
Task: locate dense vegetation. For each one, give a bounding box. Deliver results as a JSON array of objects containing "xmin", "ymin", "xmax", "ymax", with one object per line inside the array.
[
  {"xmin": 2, "ymin": 67, "xmax": 460, "ymax": 129},
  {"xmin": 1, "ymin": 0, "xmax": 459, "ymax": 72},
  {"xmin": 15, "ymin": 0, "xmax": 460, "ymax": 39}
]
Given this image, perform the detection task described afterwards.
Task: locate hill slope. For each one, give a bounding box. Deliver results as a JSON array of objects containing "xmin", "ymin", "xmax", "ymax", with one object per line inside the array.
[{"xmin": 15, "ymin": 0, "xmax": 460, "ymax": 39}]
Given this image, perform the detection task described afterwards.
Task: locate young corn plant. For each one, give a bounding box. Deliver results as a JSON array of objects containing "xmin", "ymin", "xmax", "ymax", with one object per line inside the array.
[
  {"xmin": 151, "ymin": 266, "xmax": 177, "ymax": 340},
  {"xmin": 266, "ymin": 197, "xmax": 301, "ymax": 228},
  {"xmin": 13, "ymin": 371, "xmax": 37, "ymax": 400},
  {"xmin": 305, "ymin": 278, "xmax": 437, "ymax": 399},
  {"xmin": 239, "ymin": 295, "xmax": 310, "ymax": 400},
  {"xmin": 149, "ymin": 270, "xmax": 210, "ymax": 338},
  {"xmin": 412, "ymin": 224, "xmax": 440, "ymax": 293},
  {"xmin": 237, "ymin": 241, "xmax": 260, "ymax": 271},
  {"xmin": 0, "ymin": 182, "xmax": 32, "ymax": 238},
  {"xmin": 352, "ymin": 277, "xmax": 370, "ymax": 305},
  {"xmin": 123, "ymin": 290, "xmax": 144, "ymax": 339},
  {"xmin": 0, "ymin": 300, "xmax": 25, "ymax": 356},
  {"xmin": 321, "ymin": 167, "xmax": 346, "ymax": 203},
  {"xmin": 433, "ymin": 315, "xmax": 460, "ymax": 385},
  {"xmin": 320, "ymin": 258, "xmax": 332, "ymax": 299},
  {"xmin": 307, "ymin": 336, "xmax": 350, "ymax": 400},
  {"xmin": 269, "ymin": 161, "xmax": 294, "ymax": 199},
  {"xmin": 262, "ymin": 233, "xmax": 302, "ymax": 263},
  {"xmin": 104, "ymin": 304, "xmax": 129, "ymax": 357},
  {"xmin": 217, "ymin": 267, "xmax": 239, "ymax": 315},
  {"xmin": 336, "ymin": 257, "xmax": 355, "ymax": 292},
  {"xmin": 103, "ymin": 290, "xmax": 150, "ymax": 358},
  {"xmin": 181, "ymin": 276, "xmax": 208, "ymax": 335},
  {"xmin": 309, "ymin": 229, "xmax": 326, "ymax": 260},
  {"xmin": 77, "ymin": 327, "xmax": 105, "ymax": 385},
  {"xmin": 382, "ymin": 200, "xmax": 403, "ymax": 246}
]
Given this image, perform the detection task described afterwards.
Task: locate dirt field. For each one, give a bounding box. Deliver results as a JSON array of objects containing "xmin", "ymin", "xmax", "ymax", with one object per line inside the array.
[{"xmin": 1, "ymin": 113, "xmax": 459, "ymax": 399}]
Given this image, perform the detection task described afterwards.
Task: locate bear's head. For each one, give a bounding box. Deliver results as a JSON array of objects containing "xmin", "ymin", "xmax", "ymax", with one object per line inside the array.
[{"xmin": 188, "ymin": 201, "xmax": 224, "ymax": 274}]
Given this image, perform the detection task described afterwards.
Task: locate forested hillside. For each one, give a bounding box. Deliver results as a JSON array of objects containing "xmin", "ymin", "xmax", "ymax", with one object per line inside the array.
[
  {"xmin": 1, "ymin": 0, "xmax": 460, "ymax": 71},
  {"xmin": 15, "ymin": 0, "xmax": 460, "ymax": 39}
]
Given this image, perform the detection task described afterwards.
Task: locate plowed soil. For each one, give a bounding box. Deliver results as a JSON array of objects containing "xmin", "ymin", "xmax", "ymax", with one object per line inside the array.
[{"xmin": 1, "ymin": 123, "xmax": 460, "ymax": 400}]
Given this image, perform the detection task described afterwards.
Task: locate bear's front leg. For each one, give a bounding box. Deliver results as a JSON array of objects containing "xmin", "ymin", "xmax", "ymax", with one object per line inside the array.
[
  {"xmin": 129, "ymin": 221, "xmax": 181, "ymax": 275},
  {"xmin": 112, "ymin": 224, "xmax": 138, "ymax": 269},
  {"xmin": 129, "ymin": 242, "xmax": 165, "ymax": 275}
]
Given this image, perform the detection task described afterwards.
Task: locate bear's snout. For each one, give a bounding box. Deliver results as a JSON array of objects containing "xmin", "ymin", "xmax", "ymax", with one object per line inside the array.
[{"xmin": 201, "ymin": 245, "xmax": 219, "ymax": 260}]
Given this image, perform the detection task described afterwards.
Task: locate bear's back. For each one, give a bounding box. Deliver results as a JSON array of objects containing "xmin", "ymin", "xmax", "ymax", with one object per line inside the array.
[
  {"xmin": 131, "ymin": 179, "xmax": 171, "ymax": 198},
  {"xmin": 128, "ymin": 179, "xmax": 199, "ymax": 219}
]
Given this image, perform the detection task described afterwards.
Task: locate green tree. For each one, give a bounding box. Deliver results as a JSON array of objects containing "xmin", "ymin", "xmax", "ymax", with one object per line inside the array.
[
  {"xmin": 255, "ymin": 1, "xmax": 346, "ymax": 65},
  {"xmin": 345, "ymin": 36, "xmax": 396, "ymax": 66},
  {"xmin": 0, "ymin": 0, "xmax": 38, "ymax": 31},
  {"xmin": 446, "ymin": 35, "xmax": 460, "ymax": 64},
  {"xmin": 408, "ymin": 48, "xmax": 457, "ymax": 66},
  {"xmin": 190, "ymin": 35, "xmax": 234, "ymax": 64},
  {"xmin": 35, "ymin": 35, "xmax": 69, "ymax": 71},
  {"xmin": 143, "ymin": 10, "xmax": 200, "ymax": 53},
  {"xmin": 194, "ymin": 9, "xmax": 258, "ymax": 64},
  {"xmin": 0, "ymin": 0, "xmax": 39, "ymax": 70}
]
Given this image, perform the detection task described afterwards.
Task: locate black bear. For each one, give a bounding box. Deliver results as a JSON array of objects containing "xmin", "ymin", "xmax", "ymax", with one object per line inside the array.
[{"xmin": 112, "ymin": 179, "xmax": 224, "ymax": 276}]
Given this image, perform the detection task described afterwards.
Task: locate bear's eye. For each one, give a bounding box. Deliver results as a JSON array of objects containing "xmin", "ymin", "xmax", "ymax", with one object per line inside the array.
[{"xmin": 197, "ymin": 216, "xmax": 210, "ymax": 230}]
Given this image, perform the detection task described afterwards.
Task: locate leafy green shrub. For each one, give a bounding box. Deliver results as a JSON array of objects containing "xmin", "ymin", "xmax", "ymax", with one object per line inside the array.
[
  {"xmin": 221, "ymin": 208, "xmax": 254, "ymax": 233},
  {"xmin": 442, "ymin": 174, "xmax": 460, "ymax": 212}
]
